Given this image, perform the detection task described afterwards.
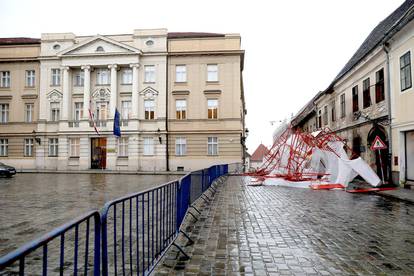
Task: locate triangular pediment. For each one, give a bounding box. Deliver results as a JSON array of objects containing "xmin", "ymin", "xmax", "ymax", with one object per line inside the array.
[
  {"xmin": 139, "ymin": 86, "xmax": 159, "ymax": 99},
  {"xmin": 47, "ymin": 89, "xmax": 62, "ymax": 102},
  {"xmin": 58, "ymin": 35, "xmax": 141, "ymax": 56}
]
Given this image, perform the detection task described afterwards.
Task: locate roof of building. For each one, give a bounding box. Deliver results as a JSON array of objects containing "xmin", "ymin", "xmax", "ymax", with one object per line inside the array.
[
  {"xmin": 167, "ymin": 32, "xmax": 225, "ymax": 39},
  {"xmin": 329, "ymin": 0, "xmax": 414, "ymax": 88},
  {"xmin": 251, "ymin": 144, "xmax": 269, "ymax": 162},
  {"xmin": 0, "ymin": 37, "xmax": 40, "ymax": 45}
]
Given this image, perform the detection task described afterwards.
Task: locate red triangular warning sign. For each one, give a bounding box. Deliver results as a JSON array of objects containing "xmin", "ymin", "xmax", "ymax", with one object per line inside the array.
[{"xmin": 370, "ymin": 136, "xmax": 387, "ymax": 150}]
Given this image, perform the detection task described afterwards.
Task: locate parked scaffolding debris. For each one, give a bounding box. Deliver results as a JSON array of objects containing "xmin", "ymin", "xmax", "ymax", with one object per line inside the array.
[{"xmin": 246, "ymin": 125, "xmax": 384, "ymax": 189}]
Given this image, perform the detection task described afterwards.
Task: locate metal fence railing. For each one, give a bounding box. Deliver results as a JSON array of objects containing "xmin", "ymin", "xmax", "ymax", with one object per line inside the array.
[{"xmin": 0, "ymin": 163, "xmax": 237, "ymax": 275}]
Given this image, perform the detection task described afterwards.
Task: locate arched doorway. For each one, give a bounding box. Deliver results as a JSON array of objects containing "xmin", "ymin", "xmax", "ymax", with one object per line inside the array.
[{"xmin": 367, "ymin": 125, "xmax": 388, "ymax": 182}]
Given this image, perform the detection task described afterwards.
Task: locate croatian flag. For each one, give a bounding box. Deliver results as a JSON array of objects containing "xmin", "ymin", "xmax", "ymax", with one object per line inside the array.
[
  {"xmin": 113, "ymin": 108, "xmax": 121, "ymax": 137},
  {"xmin": 89, "ymin": 101, "xmax": 100, "ymax": 135}
]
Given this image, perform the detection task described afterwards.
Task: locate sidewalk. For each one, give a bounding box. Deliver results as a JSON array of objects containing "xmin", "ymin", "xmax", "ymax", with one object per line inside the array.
[{"xmin": 376, "ymin": 187, "xmax": 414, "ymax": 204}]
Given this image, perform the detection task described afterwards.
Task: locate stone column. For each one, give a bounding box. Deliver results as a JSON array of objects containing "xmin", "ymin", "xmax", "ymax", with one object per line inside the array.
[
  {"xmin": 62, "ymin": 66, "xmax": 70, "ymax": 120},
  {"xmin": 109, "ymin": 64, "xmax": 118, "ymax": 119},
  {"xmin": 130, "ymin": 63, "xmax": 140, "ymax": 119},
  {"xmin": 82, "ymin": 65, "xmax": 91, "ymax": 119}
]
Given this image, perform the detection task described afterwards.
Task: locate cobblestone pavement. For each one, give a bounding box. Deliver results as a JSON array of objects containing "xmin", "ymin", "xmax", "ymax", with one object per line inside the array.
[
  {"xmin": 155, "ymin": 176, "xmax": 414, "ymax": 275},
  {"xmin": 0, "ymin": 173, "xmax": 178, "ymax": 256}
]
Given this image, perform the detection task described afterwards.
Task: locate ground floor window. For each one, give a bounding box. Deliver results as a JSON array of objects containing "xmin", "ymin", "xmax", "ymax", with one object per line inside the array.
[
  {"xmin": 118, "ymin": 137, "xmax": 128, "ymax": 157},
  {"xmin": 143, "ymin": 137, "xmax": 154, "ymax": 155},
  {"xmin": 69, "ymin": 138, "xmax": 80, "ymax": 157},
  {"xmin": 207, "ymin": 137, "xmax": 218, "ymax": 155},
  {"xmin": 175, "ymin": 137, "xmax": 187, "ymax": 156},
  {"xmin": 48, "ymin": 138, "xmax": 58, "ymax": 156},
  {"xmin": 24, "ymin": 138, "xmax": 34, "ymax": 157},
  {"xmin": 0, "ymin": 138, "xmax": 8, "ymax": 156}
]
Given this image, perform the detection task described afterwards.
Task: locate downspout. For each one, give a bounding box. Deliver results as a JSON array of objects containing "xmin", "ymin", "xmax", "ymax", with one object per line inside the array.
[
  {"xmin": 165, "ymin": 41, "xmax": 170, "ymax": 171},
  {"xmin": 383, "ymin": 43, "xmax": 393, "ymax": 184}
]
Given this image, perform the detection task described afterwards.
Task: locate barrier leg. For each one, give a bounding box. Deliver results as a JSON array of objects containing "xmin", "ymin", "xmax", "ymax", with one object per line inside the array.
[
  {"xmin": 179, "ymin": 230, "xmax": 195, "ymax": 246},
  {"xmin": 172, "ymin": 243, "xmax": 190, "ymax": 261}
]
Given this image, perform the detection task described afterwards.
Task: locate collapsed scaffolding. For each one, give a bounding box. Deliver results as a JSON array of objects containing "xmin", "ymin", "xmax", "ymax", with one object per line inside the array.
[{"xmin": 246, "ymin": 125, "xmax": 383, "ymax": 189}]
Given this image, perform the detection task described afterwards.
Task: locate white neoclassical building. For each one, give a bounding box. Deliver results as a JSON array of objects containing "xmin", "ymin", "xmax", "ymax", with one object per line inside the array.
[{"xmin": 36, "ymin": 29, "xmax": 168, "ymax": 171}]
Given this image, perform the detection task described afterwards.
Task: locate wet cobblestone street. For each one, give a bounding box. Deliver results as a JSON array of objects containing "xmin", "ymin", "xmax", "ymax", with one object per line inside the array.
[
  {"xmin": 0, "ymin": 173, "xmax": 178, "ymax": 256},
  {"xmin": 156, "ymin": 176, "xmax": 414, "ymax": 275}
]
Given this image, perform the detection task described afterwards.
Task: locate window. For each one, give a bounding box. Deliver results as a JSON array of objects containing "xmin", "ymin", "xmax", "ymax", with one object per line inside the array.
[
  {"xmin": 96, "ymin": 69, "xmax": 110, "ymax": 85},
  {"xmin": 144, "ymin": 65, "xmax": 156, "ymax": 83},
  {"xmin": 50, "ymin": 102, "xmax": 60, "ymax": 121},
  {"xmin": 144, "ymin": 100, "xmax": 155, "ymax": 120},
  {"xmin": 175, "ymin": 100, "xmax": 187, "ymax": 120},
  {"xmin": 352, "ymin": 85, "xmax": 359, "ymax": 112},
  {"xmin": 207, "ymin": 64, "xmax": 218, "ymax": 82},
  {"xmin": 331, "ymin": 101, "xmax": 336, "ymax": 122},
  {"xmin": 0, "ymin": 139, "xmax": 8, "ymax": 156},
  {"xmin": 175, "ymin": 137, "xmax": 187, "ymax": 156},
  {"xmin": 95, "ymin": 102, "xmax": 108, "ymax": 121},
  {"xmin": 340, "ymin": 94, "xmax": 346, "ymax": 118},
  {"xmin": 96, "ymin": 46, "xmax": 104, "ymax": 52},
  {"xmin": 317, "ymin": 109, "xmax": 322, "ymax": 128},
  {"xmin": 74, "ymin": 71, "xmax": 84, "ymax": 86},
  {"xmin": 207, "ymin": 137, "xmax": 218, "ymax": 155},
  {"xmin": 0, "ymin": 104, "xmax": 9, "ymax": 123},
  {"xmin": 69, "ymin": 138, "xmax": 80, "ymax": 157},
  {"xmin": 323, "ymin": 105, "xmax": 328, "ymax": 126},
  {"xmin": 375, "ymin": 68, "xmax": 385, "ymax": 103},
  {"xmin": 400, "ymin": 51, "xmax": 412, "ymax": 91},
  {"xmin": 121, "ymin": 100, "xmax": 131, "ymax": 120},
  {"xmin": 25, "ymin": 103, "xmax": 34, "ymax": 123},
  {"xmin": 0, "ymin": 71, "xmax": 10, "ymax": 88},
  {"xmin": 118, "ymin": 137, "xmax": 128, "ymax": 157},
  {"xmin": 74, "ymin": 102, "xmax": 83, "ymax": 121},
  {"xmin": 143, "ymin": 137, "xmax": 154, "ymax": 155},
  {"xmin": 51, "ymin": 69, "xmax": 61, "ymax": 86},
  {"xmin": 175, "ymin": 65, "xmax": 186, "ymax": 82},
  {"xmin": 24, "ymin": 138, "xmax": 34, "ymax": 157},
  {"xmin": 26, "ymin": 70, "xmax": 35, "ymax": 87},
  {"xmin": 207, "ymin": 99, "xmax": 218, "ymax": 119},
  {"xmin": 48, "ymin": 138, "xmax": 58, "ymax": 157},
  {"xmin": 122, "ymin": 69, "xmax": 132, "ymax": 84},
  {"xmin": 363, "ymin": 78, "xmax": 371, "ymax": 108}
]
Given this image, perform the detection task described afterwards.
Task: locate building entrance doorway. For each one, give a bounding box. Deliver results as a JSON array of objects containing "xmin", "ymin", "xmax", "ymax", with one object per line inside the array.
[
  {"xmin": 405, "ymin": 131, "xmax": 414, "ymax": 181},
  {"xmin": 367, "ymin": 125, "xmax": 388, "ymax": 182},
  {"xmin": 91, "ymin": 138, "xmax": 107, "ymax": 169}
]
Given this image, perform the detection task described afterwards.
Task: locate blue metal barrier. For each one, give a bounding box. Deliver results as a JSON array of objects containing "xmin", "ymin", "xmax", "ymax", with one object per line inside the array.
[
  {"xmin": 0, "ymin": 211, "xmax": 101, "ymax": 276},
  {"xmin": 0, "ymin": 163, "xmax": 232, "ymax": 275}
]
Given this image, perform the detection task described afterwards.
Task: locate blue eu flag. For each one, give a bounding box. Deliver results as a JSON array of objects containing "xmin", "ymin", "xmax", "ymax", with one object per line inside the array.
[{"xmin": 113, "ymin": 108, "xmax": 121, "ymax": 137}]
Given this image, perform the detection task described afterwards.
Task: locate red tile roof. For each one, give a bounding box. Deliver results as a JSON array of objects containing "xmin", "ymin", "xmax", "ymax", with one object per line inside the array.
[
  {"xmin": 0, "ymin": 37, "xmax": 40, "ymax": 45},
  {"xmin": 167, "ymin": 32, "xmax": 225, "ymax": 39},
  {"xmin": 251, "ymin": 144, "xmax": 269, "ymax": 162}
]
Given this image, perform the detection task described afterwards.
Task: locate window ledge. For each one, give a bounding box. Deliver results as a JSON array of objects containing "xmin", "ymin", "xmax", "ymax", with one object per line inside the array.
[
  {"xmin": 50, "ymin": 85, "xmax": 61, "ymax": 87},
  {"xmin": 69, "ymin": 156, "xmax": 80, "ymax": 159},
  {"xmin": 206, "ymin": 81, "xmax": 219, "ymax": 84},
  {"xmin": 0, "ymin": 87, "xmax": 11, "ymax": 90},
  {"xmin": 174, "ymin": 81, "xmax": 187, "ymax": 85},
  {"xmin": 120, "ymin": 83, "xmax": 132, "ymax": 86},
  {"xmin": 24, "ymin": 86, "xmax": 36, "ymax": 89},
  {"xmin": 117, "ymin": 156, "xmax": 128, "ymax": 159}
]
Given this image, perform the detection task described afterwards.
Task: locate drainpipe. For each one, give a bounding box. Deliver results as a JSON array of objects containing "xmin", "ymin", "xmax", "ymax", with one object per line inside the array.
[
  {"xmin": 165, "ymin": 41, "xmax": 170, "ymax": 171},
  {"xmin": 383, "ymin": 43, "xmax": 393, "ymax": 184}
]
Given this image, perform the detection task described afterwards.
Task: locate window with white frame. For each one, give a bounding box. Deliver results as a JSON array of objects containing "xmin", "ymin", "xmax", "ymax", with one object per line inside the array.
[
  {"xmin": 340, "ymin": 94, "xmax": 346, "ymax": 118},
  {"xmin": 0, "ymin": 139, "xmax": 8, "ymax": 156},
  {"xmin": 26, "ymin": 70, "xmax": 35, "ymax": 87},
  {"xmin": 51, "ymin": 69, "xmax": 61, "ymax": 86},
  {"xmin": 207, "ymin": 64, "xmax": 218, "ymax": 82},
  {"xmin": 118, "ymin": 137, "xmax": 128, "ymax": 157},
  {"xmin": 0, "ymin": 71, "xmax": 10, "ymax": 88},
  {"xmin": 400, "ymin": 51, "xmax": 412, "ymax": 91},
  {"xmin": 207, "ymin": 99, "xmax": 218, "ymax": 119},
  {"xmin": 207, "ymin": 137, "xmax": 218, "ymax": 155},
  {"xmin": 143, "ymin": 137, "xmax": 154, "ymax": 155},
  {"xmin": 69, "ymin": 138, "xmax": 80, "ymax": 157},
  {"xmin": 0, "ymin": 104, "xmax": 9, "ymax": 123},
  {"xmin": 175, "ymin": 65, "xmax": 186, "ymax": 82},
  {"xmin": 74, "ymin": 102, "xmax": 83, "ymax": 121},
  {"xmin": 175, "ymin": 137, "xmax": 187, "ymax": 156},
  {"xmin": 144, "ymin": 100, "xmax": 155, "ymax": 120},
  {"xmin": 175, "ymin": 99, "xmax": 187, "ymax": 120},
  {"xmin": 95, "ymin": 102, "xmax": 108, "ymax": 121},
  {"xmin": 24, "ymin": 138, "xmax": 34, "ymax": 157},
  {"xmin": 74, "ymin": 70, "xmax": 84, "ymax": 86},
  {"xmin": 121, "ymin": 100, "xmax": 131, "ymax": 120},
  {"xmin": 48, "ymin": 138, "xmax": 58, "ymax": 157},
  {"xmin": 96, "ymin": 69, "xmax": 110, "ymax": 85},
  {"xmin": 122, "ymin": 69, "xmax": 132, "ymax": 84},
  {"xmin": 144, "ymin": 65, "xmax": 156, "ymax": 83},
  {"xmin": 50, "ymin": 102, "xmax": 60, "ymax": 121},
  {"xmin": 25, "ymin": 103, "xmax": 34, "ymax": 123}
]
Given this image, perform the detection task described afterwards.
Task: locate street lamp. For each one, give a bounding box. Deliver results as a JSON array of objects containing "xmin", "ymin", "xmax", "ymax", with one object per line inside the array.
[
  {"xmin": 32, "ymin": 130, "xmax": 41, "ymax": 145},
  {"xmin": 157, "ymin": 128, "xmax": 162, "ymax": 144}
]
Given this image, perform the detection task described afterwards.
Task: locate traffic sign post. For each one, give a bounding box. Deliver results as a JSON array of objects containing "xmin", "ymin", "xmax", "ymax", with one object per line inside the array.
[{"xmin": 370, "ymin": 136, "xmax": 387, "ymax": 185}]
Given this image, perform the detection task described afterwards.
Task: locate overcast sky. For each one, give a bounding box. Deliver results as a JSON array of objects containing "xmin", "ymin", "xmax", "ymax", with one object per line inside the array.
[{"xmin": 0, "ymin": 0, "xmax": 405, "ymax": 153}]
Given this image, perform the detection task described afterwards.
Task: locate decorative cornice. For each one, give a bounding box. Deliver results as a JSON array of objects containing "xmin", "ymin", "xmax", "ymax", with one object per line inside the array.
[
  {"xmin": 130, "ymin": 63, "xmax": 140, "ymax": 68},
  {"xmin": 203, "ymin": 89, "xmax": 221, "ymax": 95},
  {"xmin": 172, "ymin": 90, "xmax": 190, "ymax": 95},
  {"xmin": 21, "ymin": 94, "xmax": 38, "ymax": 99},
  {"xmin": 0, "ymin": 95, "xmax": 12, "ymax": 100}
]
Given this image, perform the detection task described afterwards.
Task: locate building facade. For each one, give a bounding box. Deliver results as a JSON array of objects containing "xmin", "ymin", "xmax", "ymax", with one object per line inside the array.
[
  {"xmin": 291, "ymin": 0, "xmax": 414, "ymax": 185},
  {"xmin": 0, "ymin": 38, "xmax": 40, "ymax": 170},
  {"xmin": 0, "ymin": 30, "xmax": 246, "ymax": 172}
]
